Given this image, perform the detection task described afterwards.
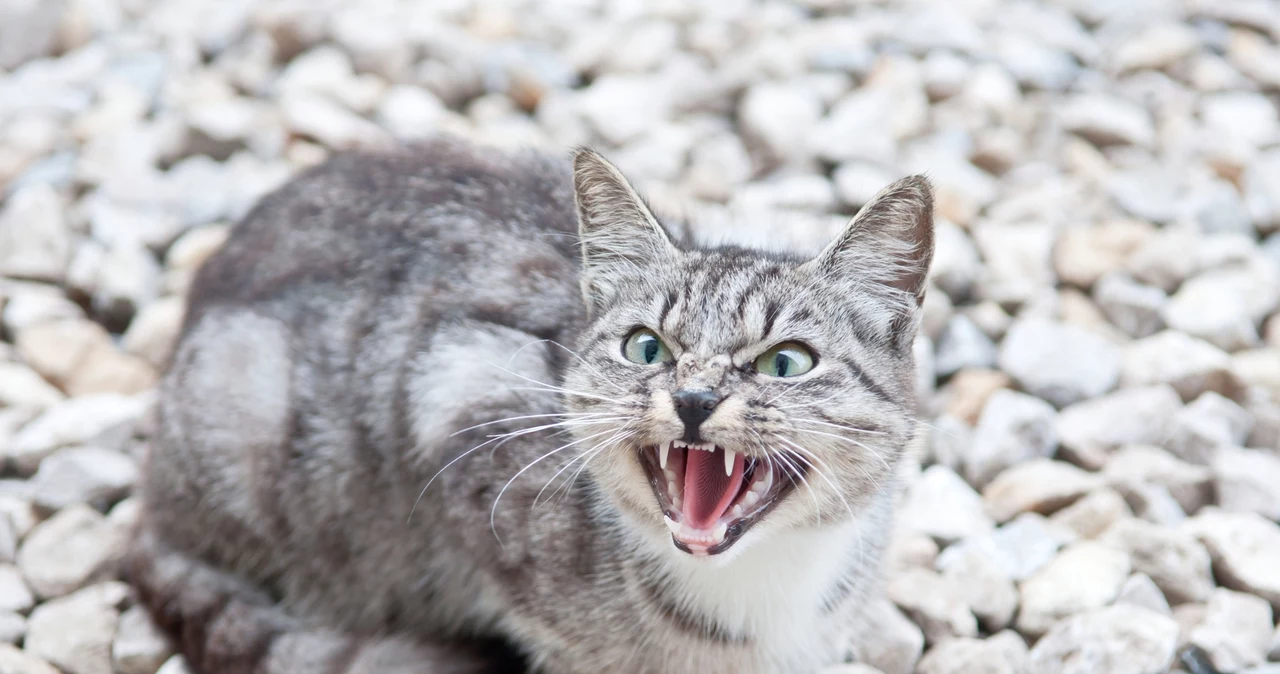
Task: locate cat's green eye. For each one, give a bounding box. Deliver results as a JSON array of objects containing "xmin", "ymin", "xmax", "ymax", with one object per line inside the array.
[
  {"xmin": 754, "ymin": 342, "xmax": 815, "ymax": 378},
  {"xmin": 623, "ymin": 328, "xmax": 673, "ymax": 365}
]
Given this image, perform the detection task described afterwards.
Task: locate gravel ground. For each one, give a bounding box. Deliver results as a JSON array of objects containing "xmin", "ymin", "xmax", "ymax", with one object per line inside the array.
[{"xmin": 2, "ymin": 0, "xmax": 1280, "ymax": 673}]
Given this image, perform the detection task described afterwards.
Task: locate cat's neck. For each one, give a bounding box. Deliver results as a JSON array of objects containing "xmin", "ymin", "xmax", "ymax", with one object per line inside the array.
[{"xmin": 624, "ymin": 497, "xmax": 887, "ymax": 655}]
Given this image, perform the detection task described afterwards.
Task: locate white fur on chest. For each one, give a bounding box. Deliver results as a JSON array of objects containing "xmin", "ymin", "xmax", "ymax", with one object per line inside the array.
[{"xmin": 643, "ymin": 518, "xmax": 869, "ymax": 666}]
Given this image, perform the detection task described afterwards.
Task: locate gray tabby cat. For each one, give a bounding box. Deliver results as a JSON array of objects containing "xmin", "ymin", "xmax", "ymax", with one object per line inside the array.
[{"xmin": 126, "ymin": 137, "xmax": 934, "ymax": 674}]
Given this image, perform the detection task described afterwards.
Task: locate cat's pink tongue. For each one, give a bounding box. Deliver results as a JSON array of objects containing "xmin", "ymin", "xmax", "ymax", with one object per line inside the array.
[{"xmin": 682, "ymin": 447, "xmax": 745, "ymax": 530}]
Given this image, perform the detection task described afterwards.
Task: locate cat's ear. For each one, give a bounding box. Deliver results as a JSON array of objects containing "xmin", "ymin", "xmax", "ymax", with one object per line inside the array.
[
  {"xmin": 572, "ymin": 148, "xmax": 677, "ymax": 310},
  {"xmin": 807, "ymin": 175, "xmax": 934, "ymax": 308}
]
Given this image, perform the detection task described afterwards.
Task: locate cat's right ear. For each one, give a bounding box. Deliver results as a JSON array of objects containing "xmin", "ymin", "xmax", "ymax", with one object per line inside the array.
[{"xmin": 572, "ymin": 148, "xmax": 677, "ymax": 312}]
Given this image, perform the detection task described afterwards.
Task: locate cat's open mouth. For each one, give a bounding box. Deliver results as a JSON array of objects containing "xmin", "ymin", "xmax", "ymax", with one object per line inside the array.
[{"xmin": 638, "ymin": 440, "xmax": 798, "ymax": 556}]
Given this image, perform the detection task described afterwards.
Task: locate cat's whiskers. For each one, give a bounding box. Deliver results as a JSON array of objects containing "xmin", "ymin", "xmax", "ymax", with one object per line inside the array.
[
  {"xmin": 762, "ymin": 382, "xmax": 805, "ymax": 406},
  {"xmin": 792, "ymin": 428, "xmax": 894, "ymax": 475},
  {"xmin": 490, "ymin": 426, "xmax": 629, "ymax": 546},
  {"xmin": 770, "ymin": 449, "xmax": 823, "ymax": 526},
  {"xmin": 449, "ymin": 411, "xmax": 619, "ymax": 438},
  {"xmin": 479, "ymin": 359, "xmax": 621, "ymax": 404},
  {"xmin": 410, "ymin": 416, "xmax": 629, "ymax": 524},
  {"xmin": 507, "ymin": 338, "xmax": 629, "ymax": 394},
  {"xmin": 775, "ymin": 436, "xmax": 860, "ymax": 522},
  {"xmin": 552, "ymin": 427, "xmax": 638, "ymax": 506},
  {"xmin": 792, "ymin": 418, "xmax": 887, "ymax": 436},
  {"xmin": 534, "ymin": 423, "xmax": 637, "ymax": 507}
]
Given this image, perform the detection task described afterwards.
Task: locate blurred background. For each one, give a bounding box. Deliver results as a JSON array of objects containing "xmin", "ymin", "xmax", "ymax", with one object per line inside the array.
[{"xmin": 1, "ymin": 0, "xmax": 1280, "ymax": 673}]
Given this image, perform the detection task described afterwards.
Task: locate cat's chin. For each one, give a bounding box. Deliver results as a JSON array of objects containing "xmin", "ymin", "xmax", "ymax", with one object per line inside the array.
[{"xmin": 637, "ymin": 440, "xmax": 800, "ymax": 557}]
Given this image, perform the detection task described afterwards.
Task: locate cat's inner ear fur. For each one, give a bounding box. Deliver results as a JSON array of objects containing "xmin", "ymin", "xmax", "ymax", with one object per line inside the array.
[
  {"xmin": 572, "ymin": 148, "xmax": 677, "ymax": 311},
  {"xmin": 807, "ymin": 175, "xmax": 935, "ymax": 309}
]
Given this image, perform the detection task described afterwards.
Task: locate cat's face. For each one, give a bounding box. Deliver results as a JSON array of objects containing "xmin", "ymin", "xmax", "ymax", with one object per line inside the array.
[{"xmin": 561, "ymin": 150, "xmax": 933, "ymax": 560}]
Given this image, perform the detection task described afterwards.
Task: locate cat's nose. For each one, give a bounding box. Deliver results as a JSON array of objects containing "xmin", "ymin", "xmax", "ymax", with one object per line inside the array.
[{"xmin": 672, "ymin": 390, "xmax": 723, "ymax": 442}]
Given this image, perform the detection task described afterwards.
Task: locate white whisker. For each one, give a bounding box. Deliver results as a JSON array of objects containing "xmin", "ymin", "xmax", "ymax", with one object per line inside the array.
[
  {"xmin": 490, "ymin": 427, "xmax": 623, "ymax": 547},
  {"xmin": 793, "ymin": 428, "xmax": 894, "ymax": 475},
  {"xmin": 792, "ymin": 418, "xmax": 888, "ymax": 436}
]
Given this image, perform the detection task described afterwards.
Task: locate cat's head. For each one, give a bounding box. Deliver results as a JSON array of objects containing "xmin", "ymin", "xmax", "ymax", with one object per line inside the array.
[{"xmin": 561, "ymin": 149, "xmax": 933, "ymax": 560}]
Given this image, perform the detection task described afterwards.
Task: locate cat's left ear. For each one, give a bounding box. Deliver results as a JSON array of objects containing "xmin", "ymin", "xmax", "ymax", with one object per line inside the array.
[
  {"xmin": 572, "ymin": 148, "xmax": 677, "ymax": 311},
  {"xmin": 806, "ymin": 175, "xmax": 935, "ymax": 308}
]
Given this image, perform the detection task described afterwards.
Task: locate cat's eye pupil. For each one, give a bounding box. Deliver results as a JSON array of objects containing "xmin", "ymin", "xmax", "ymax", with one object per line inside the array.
[
  {"xmin": 754, "ymin": 341, "xmax": 815, "ymax": 378},
  {"xmin": 623, "ymin": 329, "xmax": 671, "ymax": 366}
]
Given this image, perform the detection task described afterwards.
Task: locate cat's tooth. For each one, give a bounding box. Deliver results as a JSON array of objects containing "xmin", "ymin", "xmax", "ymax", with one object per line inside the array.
[
  {"xmin": 730, "ymin": 505, "xmax": 744, "ymax": 519},
  {"xmin": 659, "ymin": 442, "xmax": 671, "ymax": 470},
  {"xmin": 663, "ymin": 515, "xmax": 681, "ymax": 535},
  {"xmin": 724, "ymin": 448, "xmax": 737, "ymax": 476},
  {"xmin": 712, "ymin": 521, "xmax": 728, "ymax": 543},
  {"xmin": 667, "ymin": 479, "xmax": 679, "ymax": 496},
  {"xmin": 663, "ymin": 468, "xmax": 676, "ymax": 482},
  {"xmin": 743, "ymin": 491, "xmax": 759, "ymax": 507}
]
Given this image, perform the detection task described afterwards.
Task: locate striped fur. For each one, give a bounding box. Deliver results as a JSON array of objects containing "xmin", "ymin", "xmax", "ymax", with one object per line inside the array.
[{"xmin": 127, "ymin": 138, "xmax": 933, "ymax": 674}]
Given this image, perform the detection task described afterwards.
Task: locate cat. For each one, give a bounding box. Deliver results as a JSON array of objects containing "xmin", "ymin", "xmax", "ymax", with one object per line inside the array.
[{"xmin": 125, "ymin": 137, "xmax": 934, "ymax": 674}]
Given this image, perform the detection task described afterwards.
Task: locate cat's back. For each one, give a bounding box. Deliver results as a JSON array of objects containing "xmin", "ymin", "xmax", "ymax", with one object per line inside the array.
[{"xmin": 184, "ymin": 138, "xmax": 582, "ymax": 330}]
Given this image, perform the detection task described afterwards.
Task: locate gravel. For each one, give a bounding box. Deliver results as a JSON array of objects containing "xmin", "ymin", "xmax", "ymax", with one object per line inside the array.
[{"xmin": 2, "ymin": 0, "xmax": 1279, "ymax": 672}]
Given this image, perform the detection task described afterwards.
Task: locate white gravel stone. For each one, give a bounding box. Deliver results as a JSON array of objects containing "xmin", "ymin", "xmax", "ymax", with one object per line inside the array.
[
  {"xmin": 375, "ymin": 85, "xmax": 447, "ymax": 140},
  {"xmin": 738, "ymin": 82, "xmax": 823, "ymax": 165},
  {"xmin": 1112, "ymin": 22, "xmax": 1201, "ymax": 72},
  {"xmin": 886, "ymin": 567, "xmax": 978, "ymax": 645},
  {"xmin": 25, "ymin": 582, "xmax": 127, "ymax": 674},
  {"xmin": 898, "ymin": 465, "xmax": 994, "ymax": 545},
  {"xmin": 1103, "ymin": 445, "xmax": 1214, "ymax": 516},
  {"xmin": 1028, "ymin": 604, "xmax": 1178, "ymax": 674},
  {"xmin": 1060, "ymin": 94, "xmax": 1155, "ymax": 147},
  {"xmin": 1212, "ymin": 446, "xmax": 1280, "ymax": 521},
  {"xmin": 935, "ymin": 314, "xmax": 997, "ymax": 378},
  {"xmin": 983, "ymin": 459, "xmax": 1102, "ymax": 523},
  {"xmin": 1050, "ymin": 489, "xmax": 1133, "ymax": 540},
  {"xmin": 1163, "ymin": 264, "xmax": 1280, "ymax": 352},
  {"xmin": 1054, "ymin": 220, "xmax": 1156, "ymax": 290},
  {"xmin": 0, "ymin": 362, "xmax": 63, "ymax": 410},
  {"xmin": 1114, "ymin": 573, "xmax": 1172, "ymax": 615},
  {"xmin": 1092, "ymin": 273, "xmax": 1166, "ymax": 339},
  {"xmin": 1188, "ymin": 588, "xmax": 1275, "ymax": 672},
  {"xmin": 121, "ymin": 296, "xmax": 185, "ymax": 370},
  {"xmin": 1016, "ymin": 541, "xmax": 1132, "ymax": 638},
  {"xmin": 1119, "ymin": 331, "xmax": 1239, "ymax": 402},
  {"xmin": 1101, "ymin": 517, "xmax": 1215, "ymax": 605},
  {"xmin": 938, "ymin": 513, "xmax": 1074, "ymax": 582},
  {"xmin": 937, "ymin": 545, "xmax": 1019, "ymax": 632},
  {"xmin": 998, "ymin": 318, "xmax": 1122, "ymax": 408},
  {"xmin": 929, "ymin": 220, "xmax": 981, "ymax": 302},
  {"xmin": 967, "ymin": 389, "xmax": 1058, "ymax": 489},
  {"xmin": 1164, "ymin": 391, "xmax": 1254, "ymax": 465},
  {"xmin": 1184, "ymin": 509, "xmax": 1280, "ymax": 611},
  {"xmin": 0, "ymin": 611, "xmax": 26, "ymax": 644},
  {"xmin": 154, "ymin": 656, "xmax": 192, "ymax": 674},
  {"xmin": 112, "ymin": 605, "xmax": 173, "ymax": 674},
  {"xmin": 14, "ymin": 319, "xmax": 156, "ymax": 398},
  {"xmin": 973, "ymin": 222, "xmax": 1056, "ymax": 305},
  {"xmin": 30, "ymin": 446, "xmax": 138, "ymax": 513},
  {"xmin": 1056, "ymin": 385, "xmax": 1183, "ymax": 469},
  {"xmin": 7, "ymin": 393, "xmax": 149, "ymax": 475},
  {"xmin": 916, "ymin": 631, "xmax": 1028, "ymax": 674},
  {"xmin": 0, "ymin": 643, "xmax": 60, "ymax": 674},
  {"xmin": 852, "ymin": 598, "xmax": 924, "ymax": 674},
  {"xmin": 0, "ymin": 184, "xmax": 71, "ymax": 284},
  {"xmin": 833, "ymin": 162, "xmax": 898, "ymax": 210},
  {"xmin": 0, "ymin": 565, "xmax": 35, "ymax": 614},
  {"xmin": 16, "ymin": 504, "xmax": 125, "ymax": 600}
]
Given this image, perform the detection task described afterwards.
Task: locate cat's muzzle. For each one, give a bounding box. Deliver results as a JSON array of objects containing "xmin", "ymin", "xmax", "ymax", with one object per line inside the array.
[{"xmin": 638, "ymin": 440, "xmax": 800, "ymax": 556}]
